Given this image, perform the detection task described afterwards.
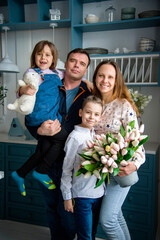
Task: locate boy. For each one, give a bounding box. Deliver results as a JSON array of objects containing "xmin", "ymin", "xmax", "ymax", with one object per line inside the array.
[{"xmin": 61, "ymin": 95, "xmax": 105, "ymax": 240}]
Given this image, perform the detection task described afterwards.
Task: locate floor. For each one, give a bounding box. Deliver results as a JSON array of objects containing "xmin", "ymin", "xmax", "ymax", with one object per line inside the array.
[{"xmin": 0, "ymin": 220, "xmax": 104, "ymax": 240}]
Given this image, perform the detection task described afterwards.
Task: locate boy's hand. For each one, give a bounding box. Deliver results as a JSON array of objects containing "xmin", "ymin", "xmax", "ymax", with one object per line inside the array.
[
  {"xmin": 19, "ymin": 85, "xmax": 36, "ymax": 96},
  {"xmin": 64, "ymin": 199, "xmax": 74, "ymax": 213}
]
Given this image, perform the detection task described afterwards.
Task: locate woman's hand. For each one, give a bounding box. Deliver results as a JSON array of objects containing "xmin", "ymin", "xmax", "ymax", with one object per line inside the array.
[
  {"xmin": 64, "ymin": 199, "xmax": 74, "ymax": 213},
  {"xmin": 37, "ymin": 119, "xmax": 61, "ymax": 136},
  {"xmin": 83, "ymin": 79, "xmax": 93, "ymax": 92},
  {"xmin": 118, "ymin": 161, "xmax": 137, "ymax": 177},
  {"xmin": 19, "ymin": 85, "xmax": 36, "ymax": 96}
]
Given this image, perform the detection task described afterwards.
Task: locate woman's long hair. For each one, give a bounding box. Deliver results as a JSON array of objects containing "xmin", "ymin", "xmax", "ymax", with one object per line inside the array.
[{"xmin": 92, "ymin": 60, "xmax": 139, "ymax": 117}]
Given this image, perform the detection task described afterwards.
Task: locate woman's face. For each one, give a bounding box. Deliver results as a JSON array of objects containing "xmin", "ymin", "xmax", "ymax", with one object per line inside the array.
[{"xmin": 95, "ymin": 64, "xmax": 116, "ymax": 97}]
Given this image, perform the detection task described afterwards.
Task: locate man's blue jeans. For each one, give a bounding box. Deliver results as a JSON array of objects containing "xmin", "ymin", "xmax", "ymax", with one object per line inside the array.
[
  {"xmin": 39, "ymin": 161, "xmax": 76, "ymax": 240},
  {"xmin": 74, "ymin": 197, "xmax": 102, "ymax": 240}
]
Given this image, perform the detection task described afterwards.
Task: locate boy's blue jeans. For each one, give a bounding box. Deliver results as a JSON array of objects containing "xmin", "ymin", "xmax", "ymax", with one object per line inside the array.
[
  {"xmin": 74, "ymin": 197, "xmax": 102, "ymax": 240},
  {"xmin": 39, "ymin": 161, "xmax": 76, "ymax": 240}
]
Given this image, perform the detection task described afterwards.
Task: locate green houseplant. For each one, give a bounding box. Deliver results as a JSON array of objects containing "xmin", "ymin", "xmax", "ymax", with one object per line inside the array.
[{"xmin": 0, "ymin": 85, "xmax": 8, "ymax": 106}]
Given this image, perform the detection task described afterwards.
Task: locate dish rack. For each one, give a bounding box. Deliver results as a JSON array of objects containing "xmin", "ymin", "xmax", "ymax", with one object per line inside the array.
[{"xmin": 86, "ymin": 53, "xmax": 160, "ymax": 86}]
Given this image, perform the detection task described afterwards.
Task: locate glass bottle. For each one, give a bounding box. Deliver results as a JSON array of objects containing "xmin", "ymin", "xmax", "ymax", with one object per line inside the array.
[{"xmin": 105, "ymin": 5, "xmax": 116, "ymax": 22}]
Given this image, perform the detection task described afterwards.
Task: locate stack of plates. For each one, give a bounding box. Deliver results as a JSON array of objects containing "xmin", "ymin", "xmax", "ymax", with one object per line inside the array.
[
  {"xmin": 84, "ymin": 48, "xmax": 108, "ymax": 55},
  {"xmin": 121, "ymin": 7, "xmax": 136, "ymax": 20}
]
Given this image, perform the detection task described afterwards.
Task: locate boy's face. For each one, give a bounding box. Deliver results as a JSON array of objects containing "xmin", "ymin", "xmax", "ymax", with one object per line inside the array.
[{"xmin": 79, "ymin": 102, "xmax": 102, "ymax": 130}]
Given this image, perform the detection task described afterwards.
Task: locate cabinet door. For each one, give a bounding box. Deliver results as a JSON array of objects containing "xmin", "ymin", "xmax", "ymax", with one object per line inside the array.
[{"xmin": 0, "ymin": 143, "xmax": 5, "ymax": 219}]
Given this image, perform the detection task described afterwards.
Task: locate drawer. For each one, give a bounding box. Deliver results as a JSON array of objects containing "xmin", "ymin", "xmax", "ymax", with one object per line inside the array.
[
  {"xmin": 0, "ymin": 188, "xmax": 5, "ymax": 219},
  {"xmin": 6, "ymin": 205, "xmax": 47, "ymax": 226},
  {"xmin": 7, "ymin": 173, "xmax": 42, "ymax": 191},
  {"xmin": 6, "ymin": 158, "xmax": 29, "ymax": 171},
  {"xmin": 6, "ymin": 143, "xmax": 36, "ymax": 159},
  {"xmin": 131, "ymin": 172, "xmax": 153, "ymax": 191},
  {"xmin": 0, "ymin": 143, "xmax": 5, "ymax": 158},
  {"xmin": 129, "ymin": 226, "xmax": 153, "ymax": 240},
  {"xmin": 138, "ymin": 154, "xmax": 155, "ymax": 173},
  {"xmin": 123, "ymin": 209, "xmax": 151, "ymax": 228},
  {"xmin": 6, "ymin": 190, "xmax": 45, "ymax": 208},
  {"xmin": 123, "ymin": 190, "xmax": 152, "ymax": 210}
]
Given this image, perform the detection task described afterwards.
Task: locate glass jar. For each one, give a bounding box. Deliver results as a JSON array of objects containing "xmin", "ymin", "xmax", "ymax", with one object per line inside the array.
[{"xmin": 105, "ymin": 5, "xmax": 116, "ymax": 22}]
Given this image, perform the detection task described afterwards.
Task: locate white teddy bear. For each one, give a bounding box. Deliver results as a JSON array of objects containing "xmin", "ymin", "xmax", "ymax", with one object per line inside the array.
[{"xmin": 7, "ymin": 71, "xmax": 39, "ymax": 115}]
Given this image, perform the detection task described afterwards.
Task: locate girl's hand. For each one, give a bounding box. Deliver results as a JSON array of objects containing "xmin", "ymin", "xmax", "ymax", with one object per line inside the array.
[
  {"xmin": 83, "ymin": 79, "xmax": 93, "ymax": 92},
  {"xmin": 64, "ymin": 199, "xmax": 74, "ymax": 213},
  {"xmin": 19, "ymin": 85, "xmax": 36, "ymax": 96},
  {"xmin": 118, "ymin": 161, "xmax": 137, "ymax": 177},
  {"xmin": 37, "ymin": 119, "xmax": 61, "ymax": 136}
]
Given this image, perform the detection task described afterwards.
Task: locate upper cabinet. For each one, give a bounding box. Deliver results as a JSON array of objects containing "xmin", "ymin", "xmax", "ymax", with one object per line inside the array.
[
  {"xmin": 0, "ymin": 0, "xmax": 160, "ymax": 85},
  {"xmin": 0, "ymin": 0, "xmax": 71, "ymax": 30}
]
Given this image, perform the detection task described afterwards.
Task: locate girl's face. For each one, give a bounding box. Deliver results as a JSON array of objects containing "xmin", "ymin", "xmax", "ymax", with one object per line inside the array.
[
  {"xmin": 79, "ymin": 102, "xmax": 102, "ymax": 130},
  {"xmin": 35, "ymin": 44, "xmax": 53, "ymax": 70},
  {"xmin": 95, "ymin": 64, "xmax": 116, "ymax": 97}
]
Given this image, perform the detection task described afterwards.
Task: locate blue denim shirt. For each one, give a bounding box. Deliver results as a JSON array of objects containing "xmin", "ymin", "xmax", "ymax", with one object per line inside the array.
[{"xmin": 25, "ymin": 68, "xmax": 63, "ymax": 126}]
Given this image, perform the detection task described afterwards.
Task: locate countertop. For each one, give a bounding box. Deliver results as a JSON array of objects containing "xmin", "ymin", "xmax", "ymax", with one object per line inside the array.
[{"xmin": 0, "ymin": 133, "xmax": 159, "ymax": 154}]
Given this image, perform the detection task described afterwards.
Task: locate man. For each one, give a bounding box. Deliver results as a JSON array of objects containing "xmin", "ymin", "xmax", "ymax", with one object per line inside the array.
[{"xmin": 27, "ymin": 48, "xmax": 91, "ymax": 240}]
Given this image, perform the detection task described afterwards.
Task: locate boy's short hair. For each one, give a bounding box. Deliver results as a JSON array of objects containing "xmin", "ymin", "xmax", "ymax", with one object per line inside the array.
[{"xmin": 82, "ymin": 95, "xmax": 103, "ymax": 110}]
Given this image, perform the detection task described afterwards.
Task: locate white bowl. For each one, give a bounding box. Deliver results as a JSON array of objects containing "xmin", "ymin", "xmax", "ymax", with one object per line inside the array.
[{"xmin": 85, "ymin": 14, "xmax": 99, "ymax": 24}]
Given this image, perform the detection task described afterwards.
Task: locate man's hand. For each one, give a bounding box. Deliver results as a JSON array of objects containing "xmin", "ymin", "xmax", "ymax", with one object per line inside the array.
[
  {"xmin": 118, "ymin": 161, "xmax": 137, "ymax": 177},
  {"xmin": 19, "ymin": 85, "xmax": 36, "ymax": 96},
  {"xmin": 37, "ymin": 119, "xmax": 61, "ymax": 136},
  {"xmin": 64, "ymin": 199, "xmax": 74, "ymax": 213}
]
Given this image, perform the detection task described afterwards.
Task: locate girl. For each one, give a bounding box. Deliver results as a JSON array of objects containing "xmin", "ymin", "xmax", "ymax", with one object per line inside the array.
[
  {"xmin": 92, "ymin": 60, "xmax": 146, "ymax": 240},
  {"xmin": 12, "ymin": 40, "xmax": 68, "ymax": 196}
]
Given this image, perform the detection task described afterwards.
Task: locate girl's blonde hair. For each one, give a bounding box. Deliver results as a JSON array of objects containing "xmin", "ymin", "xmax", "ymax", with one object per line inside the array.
[
  {"xmin": 92, "ymin": 60, "xmax": 139, "ymax": 117},
  {"xmin": 30, "ymin": 40, "xmax": 58, "ymax": 70}
]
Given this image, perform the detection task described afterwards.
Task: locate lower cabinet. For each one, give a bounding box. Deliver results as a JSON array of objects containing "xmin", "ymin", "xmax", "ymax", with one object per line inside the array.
[{"xmin": 0, "ymin": 142, "xmax": 159, "ymax": 240}]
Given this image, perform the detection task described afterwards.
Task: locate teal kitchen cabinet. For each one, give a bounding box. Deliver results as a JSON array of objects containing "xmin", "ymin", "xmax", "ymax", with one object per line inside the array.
[
  {"xmin": 0, "ymin": 141, "xmax": 47, "ymax": 226},
  {"xmin": 0, "ymin": 141, "xmax": 159, "ymax": 239}
]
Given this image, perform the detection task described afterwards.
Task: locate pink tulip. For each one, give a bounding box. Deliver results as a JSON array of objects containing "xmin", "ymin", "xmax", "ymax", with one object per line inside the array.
[
  {"xmin": 139, "ymin": 124, "xmax": 144, "ymax": 134},
  {"xmin": 110, "ymin": 148, "xmax": 117, "ymax": 155},
  {"xmin": 120, "ymin": 160, "xmax": 128, "ymax": 166},
  {"xmin": 132, "ymin": 140, "xmax": 139, "ymax": 147},
  {"xmin": 102, "ymin": 167, "xmax": 109, "ymax": 173},
  {"xmin": 101, "ymin": 156, "xmax": 108, "ymax": 164},
  {"xmin": 122, "ymin": 149, "xmax": 128, "ymax": 156}
]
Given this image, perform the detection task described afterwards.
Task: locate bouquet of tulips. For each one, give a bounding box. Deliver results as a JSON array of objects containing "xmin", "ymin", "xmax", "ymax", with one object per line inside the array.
[{"xmin": 75, "ymin": 120, "xmax": 149, "ymax": 188}]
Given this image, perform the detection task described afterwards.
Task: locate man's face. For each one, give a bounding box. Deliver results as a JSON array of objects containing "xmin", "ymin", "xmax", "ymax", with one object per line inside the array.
[{"xmin": 65, "ymin": 53, "xmax": 89, "ymax": 81}]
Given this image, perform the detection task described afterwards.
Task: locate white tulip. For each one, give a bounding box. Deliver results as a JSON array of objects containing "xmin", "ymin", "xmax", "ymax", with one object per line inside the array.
[
  {"xmin": 139, "ymin": 124, "xmax": 144, "ymax": 134},
  {"xmin": 93, "ymin": 170, "xmax": 101, "ymax": 179},
  {"xmin": 82, "ymin": 160, "xmax": 91, "ymax": 166},
  {"xmin": 120, "ymin": 160, "xmax": 128, "ymax": 166},
  {"xmin": 102, "ymin": 167, "xmax": 109, "ymax": 173},
  {"xmin": 122, "ymin": 149, "xmax": 128, "ymax": 156},
  {"xmin": 84, "ymin": 172, "xmax": 91, "ymax": 178},
  {"xmin": 101, "ymin": 156, "xmax": 108, "ymax": 164}
]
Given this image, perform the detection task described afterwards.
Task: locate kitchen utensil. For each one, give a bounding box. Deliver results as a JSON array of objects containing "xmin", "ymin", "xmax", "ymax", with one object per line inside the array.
[
  {"xmin": 84, "ymin": 47, "xmax": 108, "ymax": 55},
  {"xmin": 85, "ymin": 14, "xmax": 99, "ymax": 24},
  {"xmin": 105, "ymin": 5, "xmax": 116, "ymax": 22},
  {"xmin": 138, "ymin": 10, "xmax": 160, "ymax": 18},
  {"xmin": 121, "ymin": 7, "xmax": 136, "ymax": 14}
]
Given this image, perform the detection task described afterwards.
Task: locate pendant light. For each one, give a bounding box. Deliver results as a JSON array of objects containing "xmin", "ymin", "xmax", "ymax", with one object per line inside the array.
[
  {"xmin": 0, "ymin": 26, "xmax": 19, "ymax": 73},
  {"xmin": 50, "ymin": 23, "xmax": 65, "ymax": 70}
]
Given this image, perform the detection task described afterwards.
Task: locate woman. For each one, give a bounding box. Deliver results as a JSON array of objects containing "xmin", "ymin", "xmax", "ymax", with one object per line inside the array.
[{"xmin": 92, "ymin": 60, "xmax": 145, "ymax": 240}]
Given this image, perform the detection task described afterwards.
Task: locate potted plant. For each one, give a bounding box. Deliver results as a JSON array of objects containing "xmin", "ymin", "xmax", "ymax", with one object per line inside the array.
[{"xmin": 0, "ymin": 85, "xmax": 8, "ymax": 106}]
